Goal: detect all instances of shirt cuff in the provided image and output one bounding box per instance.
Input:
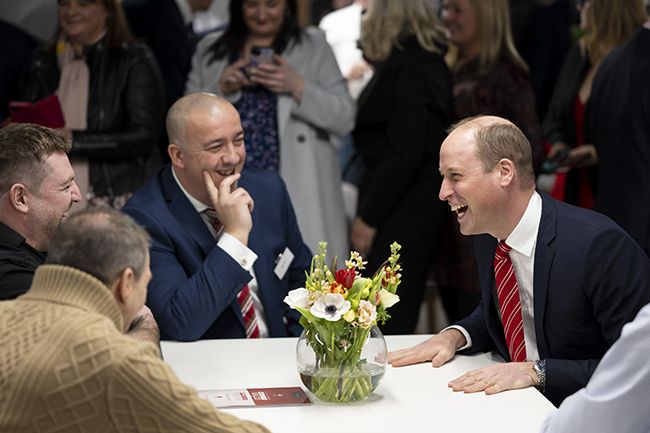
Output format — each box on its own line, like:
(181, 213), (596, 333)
(442, 325), (472, 351)
(217, 232), (257, 271)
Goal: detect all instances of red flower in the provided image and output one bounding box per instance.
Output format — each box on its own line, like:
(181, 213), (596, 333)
(335, 268), (356, 289)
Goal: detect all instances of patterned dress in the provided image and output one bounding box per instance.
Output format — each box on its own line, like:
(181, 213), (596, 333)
(235, 85), (280, 171)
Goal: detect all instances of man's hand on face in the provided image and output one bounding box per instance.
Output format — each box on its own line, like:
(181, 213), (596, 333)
(388, 329), (466, 368)
(448, 362), (536, 395)
(203, 171), (254, 245)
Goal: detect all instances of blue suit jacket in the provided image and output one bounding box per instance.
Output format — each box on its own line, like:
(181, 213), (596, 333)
(122, 166), (312, 340)
(456, 193), (650, 406)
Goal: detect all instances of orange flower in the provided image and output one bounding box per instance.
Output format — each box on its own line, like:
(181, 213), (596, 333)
(328, 282), (348, 297)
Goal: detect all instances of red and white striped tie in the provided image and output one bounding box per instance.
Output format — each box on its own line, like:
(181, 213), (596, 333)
(494, 241), (527, 362)
(238, 285), (260, 338)
(205, 207), (260, 338)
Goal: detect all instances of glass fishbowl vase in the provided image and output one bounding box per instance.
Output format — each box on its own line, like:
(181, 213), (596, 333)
(296, 325), (387, 403)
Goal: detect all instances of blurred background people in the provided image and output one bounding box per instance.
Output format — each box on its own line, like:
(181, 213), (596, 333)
(123, 0), (214, 162)
(19, 0), (164, 209)
(319, 0), (372, 100)
(319, 0), (372, 221)
(186, 0), (354, 262)
(589, 9), (649, 255)
(512, 0), (579, 121)
(543, 0), (646, 209)
(0, 20), (37, 123)
(0, 0), (57, 42)
(434, 0), (544, 323)
(351, 0), (452, 334)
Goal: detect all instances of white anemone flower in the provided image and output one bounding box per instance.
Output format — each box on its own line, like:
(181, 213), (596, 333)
(284, 288), (311, 309)
(356, 300), (377, 328)
(310, 294), (351, 321)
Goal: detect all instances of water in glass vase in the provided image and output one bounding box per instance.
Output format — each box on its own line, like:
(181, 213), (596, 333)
(299, 362), (385, 402)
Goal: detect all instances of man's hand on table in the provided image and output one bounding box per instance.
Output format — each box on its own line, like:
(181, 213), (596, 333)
(388, 329), (467, 367)
(448, 362), (537, 395)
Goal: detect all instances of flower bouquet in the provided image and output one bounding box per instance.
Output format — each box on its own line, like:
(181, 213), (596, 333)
(284, 242), (402, 403)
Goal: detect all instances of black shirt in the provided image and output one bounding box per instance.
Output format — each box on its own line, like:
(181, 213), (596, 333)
(0, 221), (45, 300)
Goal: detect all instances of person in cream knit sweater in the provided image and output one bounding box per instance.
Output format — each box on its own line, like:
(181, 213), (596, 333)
(0, 207), (269, 433)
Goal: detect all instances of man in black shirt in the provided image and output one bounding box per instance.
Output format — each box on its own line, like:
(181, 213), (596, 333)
(0, 124), (81, 300)
(0, 223), (46, 299)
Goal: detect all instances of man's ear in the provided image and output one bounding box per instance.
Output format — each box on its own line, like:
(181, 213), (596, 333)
(8, 183), (30, 214)
(113, 267), (135, 305)
(497, 158), (515, 188)
(168, 144), (184, 169)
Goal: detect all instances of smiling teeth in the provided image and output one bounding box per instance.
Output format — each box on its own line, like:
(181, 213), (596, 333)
(451, 204), (468, 214)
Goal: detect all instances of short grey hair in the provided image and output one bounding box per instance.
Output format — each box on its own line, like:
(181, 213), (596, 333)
(450, 116), (536, 189)
(46, 207), (150, 285)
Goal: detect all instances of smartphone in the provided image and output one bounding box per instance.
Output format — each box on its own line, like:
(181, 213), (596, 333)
(540, 147), (570, 174)
(249, 46), (274, 67)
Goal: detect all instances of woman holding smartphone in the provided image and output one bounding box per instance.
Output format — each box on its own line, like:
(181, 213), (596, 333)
(186, 0), (354, 261)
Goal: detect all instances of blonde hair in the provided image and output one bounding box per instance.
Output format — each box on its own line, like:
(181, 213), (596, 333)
(449, 0), (527, 73)
(582, 0), (646, 65)
(360, 0), (446, 63)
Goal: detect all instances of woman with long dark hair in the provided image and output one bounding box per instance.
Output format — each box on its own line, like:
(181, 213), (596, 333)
(186, 0), (355, 261)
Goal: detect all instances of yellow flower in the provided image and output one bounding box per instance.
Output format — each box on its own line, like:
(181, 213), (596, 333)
(342, 310), (356, 322)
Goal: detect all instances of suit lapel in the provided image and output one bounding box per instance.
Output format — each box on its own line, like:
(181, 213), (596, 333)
(533, 193), (557, 357)
(160, 166), (215, 257)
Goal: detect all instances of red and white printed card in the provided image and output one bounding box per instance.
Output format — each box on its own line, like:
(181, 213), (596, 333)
(198, 386), (311, 408)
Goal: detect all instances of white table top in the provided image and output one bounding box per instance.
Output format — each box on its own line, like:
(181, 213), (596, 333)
(162, 335), (555, 433)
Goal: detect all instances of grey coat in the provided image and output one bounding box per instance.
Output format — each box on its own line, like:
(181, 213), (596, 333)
(186, 27), (354, 261)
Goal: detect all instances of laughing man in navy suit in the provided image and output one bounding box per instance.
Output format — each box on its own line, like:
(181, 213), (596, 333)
(122, 93), (312, 341)
(388, 116), (650, 406)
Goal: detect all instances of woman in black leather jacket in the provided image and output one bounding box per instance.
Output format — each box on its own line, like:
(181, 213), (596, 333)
(20, 0), (164, 207)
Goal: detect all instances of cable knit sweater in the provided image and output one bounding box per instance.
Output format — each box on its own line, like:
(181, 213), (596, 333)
(0, 265), (270, 433)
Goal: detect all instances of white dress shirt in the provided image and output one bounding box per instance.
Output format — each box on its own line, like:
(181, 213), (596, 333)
(449, 191), (542, 361)
(539, 302), (650, 433)
(172, 168), (269, 337)
(318, 2), (373, 99)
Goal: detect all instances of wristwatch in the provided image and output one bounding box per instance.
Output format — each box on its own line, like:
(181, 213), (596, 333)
(533, 360), (546, 392)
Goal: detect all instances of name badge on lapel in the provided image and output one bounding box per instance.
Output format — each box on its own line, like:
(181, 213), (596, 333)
(274, 247), (294, 279)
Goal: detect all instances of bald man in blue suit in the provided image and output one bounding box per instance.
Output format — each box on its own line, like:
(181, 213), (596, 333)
(123, 93), (312, 340)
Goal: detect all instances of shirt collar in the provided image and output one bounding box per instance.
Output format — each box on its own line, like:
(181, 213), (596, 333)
(171, 166), (209, 213)
(504, 191), (542, 258)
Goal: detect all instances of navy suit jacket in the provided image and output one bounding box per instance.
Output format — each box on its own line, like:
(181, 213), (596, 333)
(122, 166), (312, 340)
(456, 193), (650, 406)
